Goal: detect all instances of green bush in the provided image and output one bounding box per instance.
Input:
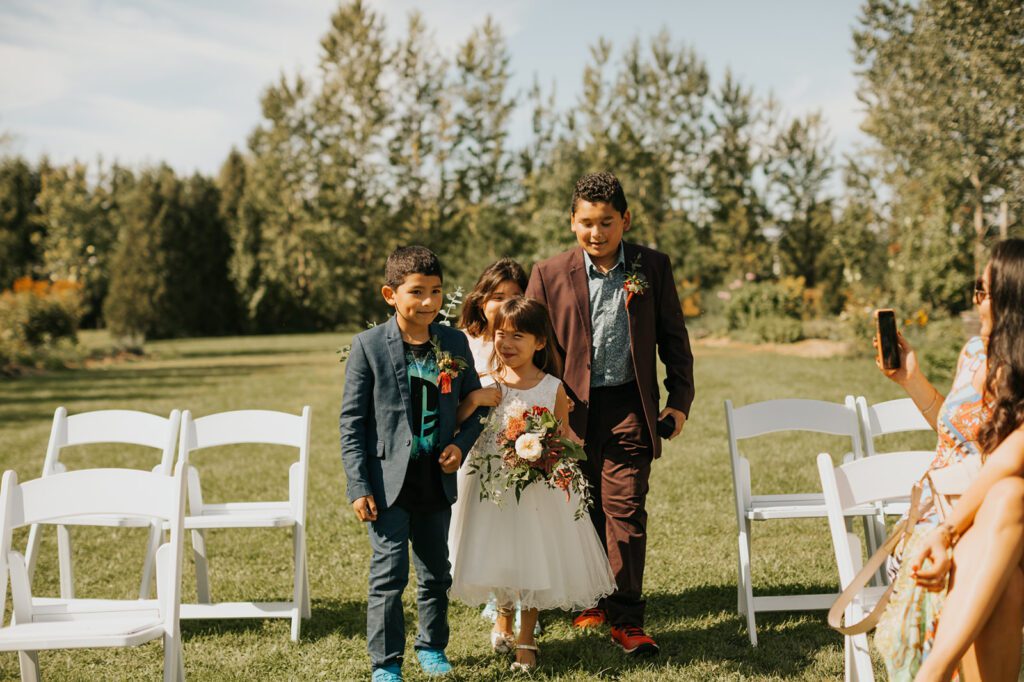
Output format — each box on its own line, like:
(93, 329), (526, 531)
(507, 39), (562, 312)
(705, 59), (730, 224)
(732, 315), (804, 344)
(723, 278), (805, 343)
(725, 278), (804, 329)
(0, 278), (84, 373)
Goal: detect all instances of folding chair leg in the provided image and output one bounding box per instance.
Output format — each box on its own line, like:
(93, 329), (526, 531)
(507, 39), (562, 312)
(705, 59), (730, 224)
(846, 632), (874, 681)
(139, 521), (162, 599)
(737, 528), (757, 646)
(164, 632), (183, 682)
(302, 559), (311, 619)
(19, 650), (40, 682)
(178, 640), (186, 682)
(291, 527), (305, 642)
(57, 524), (74, 599)
(191, 529), (210, 603)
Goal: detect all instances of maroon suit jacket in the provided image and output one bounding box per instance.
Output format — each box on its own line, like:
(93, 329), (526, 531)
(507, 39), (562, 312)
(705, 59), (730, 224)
(526, 241), (695, 458)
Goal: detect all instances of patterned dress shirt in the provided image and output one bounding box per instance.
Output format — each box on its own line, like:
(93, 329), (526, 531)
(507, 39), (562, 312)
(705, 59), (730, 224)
(584, 245), (635, 387)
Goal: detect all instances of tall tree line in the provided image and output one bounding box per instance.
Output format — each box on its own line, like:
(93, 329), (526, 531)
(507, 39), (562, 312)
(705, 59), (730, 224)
(1, 0), (1020, 339)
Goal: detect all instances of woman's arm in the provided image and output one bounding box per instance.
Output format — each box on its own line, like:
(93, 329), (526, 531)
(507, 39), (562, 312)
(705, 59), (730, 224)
(913, 427), (1024, 586)
(876, 332), (947, 430)
(944, 429), (1024, 539)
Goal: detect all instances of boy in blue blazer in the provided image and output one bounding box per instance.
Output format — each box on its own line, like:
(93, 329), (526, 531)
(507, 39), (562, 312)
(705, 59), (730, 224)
(340, 246), (488, 681)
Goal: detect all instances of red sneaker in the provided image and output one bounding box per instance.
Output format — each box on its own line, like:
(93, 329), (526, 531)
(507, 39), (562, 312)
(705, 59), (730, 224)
(610, 625), (660, 655)
(572, 608), (606, 629)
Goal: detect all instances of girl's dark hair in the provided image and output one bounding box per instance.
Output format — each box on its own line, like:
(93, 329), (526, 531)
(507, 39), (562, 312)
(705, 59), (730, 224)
(491, 297), (562, 378)
(459, 258), (528, 338)
(979, 238), (1024, 455)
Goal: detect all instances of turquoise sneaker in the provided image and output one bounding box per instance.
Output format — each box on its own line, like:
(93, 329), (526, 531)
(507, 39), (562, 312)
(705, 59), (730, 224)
(371, 664), (403, 681)
(416, 649), (453, 676)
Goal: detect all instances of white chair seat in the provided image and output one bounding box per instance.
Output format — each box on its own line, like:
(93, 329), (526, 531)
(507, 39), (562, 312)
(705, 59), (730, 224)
(0, 616), (164, 650)
(44, 513), (158, 528)
(747, 495), (877, 520)
(30, 597), (160, 620)
(185, 502), (295, 529)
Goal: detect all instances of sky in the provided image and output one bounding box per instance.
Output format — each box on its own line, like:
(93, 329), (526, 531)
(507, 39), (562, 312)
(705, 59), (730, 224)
(0, 0), (870, 176)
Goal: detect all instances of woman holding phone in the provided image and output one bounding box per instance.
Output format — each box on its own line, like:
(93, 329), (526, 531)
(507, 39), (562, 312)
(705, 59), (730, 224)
(875, 238), (1024, 680)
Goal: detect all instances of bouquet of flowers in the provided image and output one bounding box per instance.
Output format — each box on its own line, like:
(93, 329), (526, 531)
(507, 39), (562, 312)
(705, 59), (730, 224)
(469, 398), (592, 519)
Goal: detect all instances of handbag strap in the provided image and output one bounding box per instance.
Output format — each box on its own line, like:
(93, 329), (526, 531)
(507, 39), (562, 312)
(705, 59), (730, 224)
(828, 483), (925, 635)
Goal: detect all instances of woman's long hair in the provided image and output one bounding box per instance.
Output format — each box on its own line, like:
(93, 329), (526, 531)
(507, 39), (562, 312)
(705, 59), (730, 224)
(459, 258), (528, 338)
(490, 297), (562, 378)
(979, 238), (1024, 454)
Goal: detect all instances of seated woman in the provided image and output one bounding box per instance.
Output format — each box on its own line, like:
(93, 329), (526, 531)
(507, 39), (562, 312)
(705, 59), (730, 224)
(880, 239), (1024, 681)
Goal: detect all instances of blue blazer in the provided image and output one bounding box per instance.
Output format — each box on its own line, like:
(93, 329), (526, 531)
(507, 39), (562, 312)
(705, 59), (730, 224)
(339, 316), (488, 509)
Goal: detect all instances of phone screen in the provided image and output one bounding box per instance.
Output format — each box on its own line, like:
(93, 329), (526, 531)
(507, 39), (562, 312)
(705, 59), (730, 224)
(877, 310), (900, 370)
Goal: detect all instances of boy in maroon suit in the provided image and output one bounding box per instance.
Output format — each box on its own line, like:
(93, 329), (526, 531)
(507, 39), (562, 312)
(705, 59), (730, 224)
(525, 172), (694, 655)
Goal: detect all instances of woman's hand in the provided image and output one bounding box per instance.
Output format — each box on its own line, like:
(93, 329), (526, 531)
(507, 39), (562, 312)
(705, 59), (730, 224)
(874, 331), (920, 387)
(470, 386), (502, 408)
(911, 527), (952, 591)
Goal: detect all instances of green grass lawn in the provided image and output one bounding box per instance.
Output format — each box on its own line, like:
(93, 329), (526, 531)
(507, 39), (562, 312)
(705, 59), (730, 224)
(0, 332), (940, 681)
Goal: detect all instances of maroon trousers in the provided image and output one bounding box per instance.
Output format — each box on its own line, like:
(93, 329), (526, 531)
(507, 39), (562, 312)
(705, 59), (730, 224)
(583, 381), (652, 627)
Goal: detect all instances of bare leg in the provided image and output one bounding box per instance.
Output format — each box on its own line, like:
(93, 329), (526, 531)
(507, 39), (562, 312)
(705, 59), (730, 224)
(914, 477), (1024, 682)
(515, 608), (539, 667)
(494, 602), (515, 637)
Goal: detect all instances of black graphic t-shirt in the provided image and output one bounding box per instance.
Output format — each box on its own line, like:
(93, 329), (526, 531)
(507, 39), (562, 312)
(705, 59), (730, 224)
(395, 341), (448, 512)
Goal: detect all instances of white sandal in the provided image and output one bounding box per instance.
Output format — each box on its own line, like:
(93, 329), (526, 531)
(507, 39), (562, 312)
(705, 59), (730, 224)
(509, 643), (539, 672)
(490, 629), (514, 654)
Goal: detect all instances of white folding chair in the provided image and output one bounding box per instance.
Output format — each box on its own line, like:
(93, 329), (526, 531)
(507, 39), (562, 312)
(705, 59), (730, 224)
(24, 408), (181, 600)
(0, 462), (188, 682)
(725, 397), (877, 646)
(178, 407), (312, 641)
(817, 450), (934, 682)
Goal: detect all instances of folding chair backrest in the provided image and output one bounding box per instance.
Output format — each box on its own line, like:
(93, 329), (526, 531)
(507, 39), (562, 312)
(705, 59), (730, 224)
(42, 407), (181, 476)
(727, 397), (860, 439)
(856, 397), (933, 457)
(817, 451), (933, 581)
(726, 397), (862, 454)
(184, 409), (310, 451)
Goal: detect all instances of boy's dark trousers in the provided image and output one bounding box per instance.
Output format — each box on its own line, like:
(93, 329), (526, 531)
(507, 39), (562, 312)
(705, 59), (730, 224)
(583, 381), (652, 628)
(366, 503), (452, 669)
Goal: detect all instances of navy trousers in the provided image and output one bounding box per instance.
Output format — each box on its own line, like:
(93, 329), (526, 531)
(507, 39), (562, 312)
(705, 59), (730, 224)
(366, 503), (452, 669)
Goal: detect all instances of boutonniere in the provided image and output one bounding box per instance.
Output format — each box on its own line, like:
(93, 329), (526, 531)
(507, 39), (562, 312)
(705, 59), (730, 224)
(430, 335), (468, 394)
(623, 254), (649, 306)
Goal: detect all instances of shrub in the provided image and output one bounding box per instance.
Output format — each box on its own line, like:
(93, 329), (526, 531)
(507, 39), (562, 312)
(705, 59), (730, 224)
(722, 277), (805, 343)
(732, 315), (804, 344)
(0, 277), (84, 372)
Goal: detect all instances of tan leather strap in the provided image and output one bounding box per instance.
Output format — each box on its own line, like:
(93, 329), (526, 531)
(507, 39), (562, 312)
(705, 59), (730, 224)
(828, 483), (925, 635)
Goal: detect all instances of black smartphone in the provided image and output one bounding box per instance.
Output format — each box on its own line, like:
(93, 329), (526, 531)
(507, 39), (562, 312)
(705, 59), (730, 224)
(875, 309), (901, 370)
(656, 415), (676, 439)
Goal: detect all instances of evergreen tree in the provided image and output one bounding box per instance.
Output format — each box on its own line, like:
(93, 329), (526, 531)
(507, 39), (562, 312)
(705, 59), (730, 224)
(448, 16), (521, 284)
(702, 71), (770, 286)
(36, 162), (118, 325)
(765, 113), (837, 289)
(0, 156), (42, 289)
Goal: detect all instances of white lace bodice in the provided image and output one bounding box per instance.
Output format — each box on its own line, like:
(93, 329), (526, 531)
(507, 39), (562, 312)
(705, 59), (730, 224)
(498, 373), (560, 417)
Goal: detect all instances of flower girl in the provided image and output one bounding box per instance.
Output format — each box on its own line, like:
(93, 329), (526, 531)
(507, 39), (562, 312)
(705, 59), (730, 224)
(457, 257), (528, 383)
(450, 297), (614, 671)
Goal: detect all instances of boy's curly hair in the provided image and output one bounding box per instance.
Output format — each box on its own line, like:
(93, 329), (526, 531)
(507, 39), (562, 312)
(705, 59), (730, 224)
(571, 171), (628, 216)
(385, 245), (443, 289)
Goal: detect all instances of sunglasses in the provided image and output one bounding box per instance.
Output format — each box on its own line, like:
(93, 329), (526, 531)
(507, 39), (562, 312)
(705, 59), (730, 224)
(973, 278), (988, 305)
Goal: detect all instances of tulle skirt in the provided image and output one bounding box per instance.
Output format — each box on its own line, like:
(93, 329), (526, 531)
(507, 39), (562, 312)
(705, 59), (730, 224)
(448, 457), (615, 612)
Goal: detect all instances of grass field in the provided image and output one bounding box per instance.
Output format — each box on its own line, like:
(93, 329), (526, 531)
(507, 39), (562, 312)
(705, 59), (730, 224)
(0, 331), (942, 681)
